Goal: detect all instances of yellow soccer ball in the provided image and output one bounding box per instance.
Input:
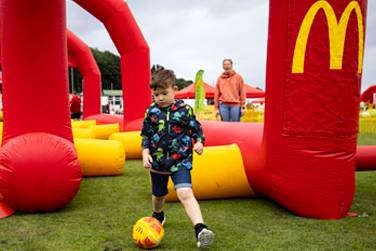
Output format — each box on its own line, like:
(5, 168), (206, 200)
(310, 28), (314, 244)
(132, 217), (164, 249)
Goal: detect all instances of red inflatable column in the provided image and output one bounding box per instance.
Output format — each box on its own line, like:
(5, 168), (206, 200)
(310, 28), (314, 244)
(1, 0), (73, 142)
(255, 0), (368, 219)
(0, 0), (81, 214)
(121, 49), (151, 128)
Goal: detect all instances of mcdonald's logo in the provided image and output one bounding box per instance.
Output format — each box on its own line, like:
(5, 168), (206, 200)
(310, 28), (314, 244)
(292, 1), (364, 74)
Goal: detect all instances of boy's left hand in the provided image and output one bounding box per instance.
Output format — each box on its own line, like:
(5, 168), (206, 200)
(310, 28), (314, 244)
(193, 142), (204, 155)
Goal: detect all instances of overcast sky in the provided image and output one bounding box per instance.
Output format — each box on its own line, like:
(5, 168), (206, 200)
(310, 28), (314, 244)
(67, 0), (376, 93)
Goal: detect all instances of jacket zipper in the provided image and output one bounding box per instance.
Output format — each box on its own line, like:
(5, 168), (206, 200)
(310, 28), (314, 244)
(167, 110), (171, 132)
(167, 110), (170, 159)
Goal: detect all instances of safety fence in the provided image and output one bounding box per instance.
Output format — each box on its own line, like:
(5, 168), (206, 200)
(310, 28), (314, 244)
(359, 109), (376, 134)
(359, 118), (376, 134)
(196, 104), (264, 123)
(197, 106), (376, 134)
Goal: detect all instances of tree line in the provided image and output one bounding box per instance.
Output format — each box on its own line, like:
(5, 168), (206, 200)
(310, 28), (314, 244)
(69, 48), (192, 93)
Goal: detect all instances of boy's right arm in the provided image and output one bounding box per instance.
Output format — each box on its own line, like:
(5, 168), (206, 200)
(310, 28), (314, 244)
(142, 149), (153, 169)
(140, 107), (153, 169)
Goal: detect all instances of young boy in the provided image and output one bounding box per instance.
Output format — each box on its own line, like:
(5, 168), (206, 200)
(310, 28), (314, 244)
(141, 67), (215, 248)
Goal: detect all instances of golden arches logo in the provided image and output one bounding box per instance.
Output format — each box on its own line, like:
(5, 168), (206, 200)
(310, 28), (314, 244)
(292, 1), (364, 74)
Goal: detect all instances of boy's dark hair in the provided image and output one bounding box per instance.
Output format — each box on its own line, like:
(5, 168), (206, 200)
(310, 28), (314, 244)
(150, 66), (176, 90)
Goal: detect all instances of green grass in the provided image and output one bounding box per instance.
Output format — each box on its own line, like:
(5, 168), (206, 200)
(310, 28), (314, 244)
(357, 133), (376, 145)
(0, 134), (375, 250)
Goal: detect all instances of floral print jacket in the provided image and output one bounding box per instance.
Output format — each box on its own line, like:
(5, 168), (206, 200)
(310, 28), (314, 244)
(141, 99), (205, 173)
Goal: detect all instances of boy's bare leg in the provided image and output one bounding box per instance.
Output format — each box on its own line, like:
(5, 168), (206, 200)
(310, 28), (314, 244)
(176, 187), (203, 225)
(152, 195), (165, 213)
(177, 187), (214, 248)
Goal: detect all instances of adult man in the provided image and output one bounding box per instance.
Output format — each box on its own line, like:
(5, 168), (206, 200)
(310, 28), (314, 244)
(70, 92), (82, 120)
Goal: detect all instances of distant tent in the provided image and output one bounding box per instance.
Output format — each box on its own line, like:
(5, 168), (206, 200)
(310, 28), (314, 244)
(175, 82), (215, 99)
(244, 84), (265, 98)
(252, 97), (265, 104)
(360, 85), (376, 103)
(175, 82), (265, 99)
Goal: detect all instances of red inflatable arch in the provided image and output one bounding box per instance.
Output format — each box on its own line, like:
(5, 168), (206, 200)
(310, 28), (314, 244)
(0, 0), (150, 217)
(0, 27), (101, 119)
(360, 84), (376, 104)
(67, 29), (101, 119)
(72, 0), (151, 130)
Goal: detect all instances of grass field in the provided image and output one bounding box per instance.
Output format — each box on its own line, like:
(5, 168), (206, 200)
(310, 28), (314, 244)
(0, 134), (375, 250)
(357, 133), (376, 146)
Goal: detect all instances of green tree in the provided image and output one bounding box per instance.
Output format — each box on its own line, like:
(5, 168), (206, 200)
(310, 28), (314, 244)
(68, 55), (192, 94)
(68, 48), (121, 93)
(150, 64), (192, 90)
(91, 48), (121, 91)
(151, 64), (162, 74)
(68, 67), (83, 93)
(176, 78), (192, 90)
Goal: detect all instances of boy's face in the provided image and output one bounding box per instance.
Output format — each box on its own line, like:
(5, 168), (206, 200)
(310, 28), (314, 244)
(152, 86), (178, 108)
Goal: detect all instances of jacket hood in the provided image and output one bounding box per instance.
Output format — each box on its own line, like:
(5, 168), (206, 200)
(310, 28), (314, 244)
(220, 70), (237, 78)
(171, 99), (186, 110)
(154, 99), (186, 111)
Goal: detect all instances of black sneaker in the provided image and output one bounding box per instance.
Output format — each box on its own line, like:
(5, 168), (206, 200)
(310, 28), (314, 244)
(152, 211), (166, 226)
(195, 223), (214, 248)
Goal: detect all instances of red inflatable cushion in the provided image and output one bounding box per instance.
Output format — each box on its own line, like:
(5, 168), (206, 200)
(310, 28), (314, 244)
(0, 133), (82, 213)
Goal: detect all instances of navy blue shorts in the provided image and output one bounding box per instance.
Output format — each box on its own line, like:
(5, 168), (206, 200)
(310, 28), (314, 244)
(150, 169), (193, 197)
